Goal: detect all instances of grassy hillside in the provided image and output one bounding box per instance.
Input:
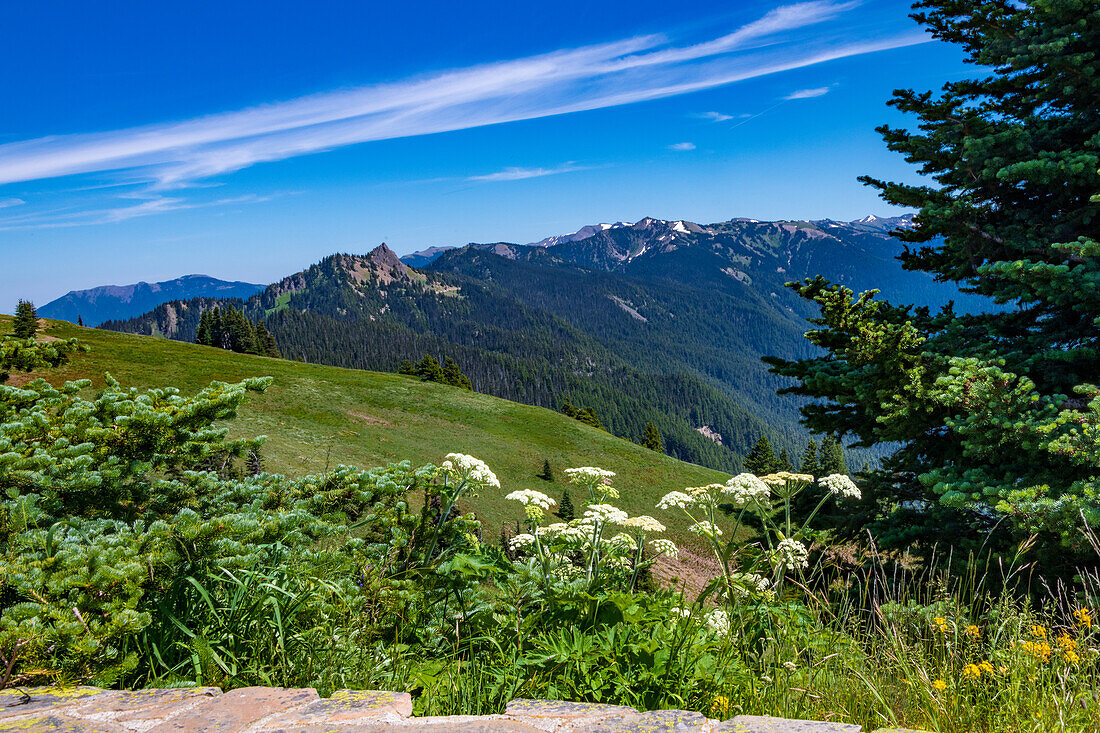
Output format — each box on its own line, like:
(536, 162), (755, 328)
(1, 316), (728, 541)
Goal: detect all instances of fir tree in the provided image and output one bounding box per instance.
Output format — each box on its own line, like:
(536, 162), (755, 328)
(642, 421), (663, 452)
(557, 489), (575, 522)
(12, 300), (37, 339)
(537, 459), (554, 482)
(777, 448), (793, 472)
(800, 439), (819, 476)
(397, 358), (415, 375)
(77, 315), (84, 327)
(415, 354), (445, 383)
(442, 356), (473, 390)
(818, 436), (847, 476)
(766, 0), (1100, 558)
(743, 435), (779, 476)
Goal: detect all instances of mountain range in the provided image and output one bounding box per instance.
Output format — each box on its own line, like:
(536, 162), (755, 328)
(39, 275), (265, 327)
(100, 214), (991, 472)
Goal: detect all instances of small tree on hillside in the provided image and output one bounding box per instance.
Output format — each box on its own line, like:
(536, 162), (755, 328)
(397, 358), (415, 375)
(442, 356), (473, 390)
(642, 422), (663, 452)
(13, 300), (38, 339)
(415, 355), (445, 383)
(743, 435), (779, 476)
(557, 489), (575, 521)
(777, 448), (793, 472)
(537, 459), (554, 482)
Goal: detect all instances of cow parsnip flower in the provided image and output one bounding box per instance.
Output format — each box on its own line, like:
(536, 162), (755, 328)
(620, 515), (665, 533)
(563, 467), (616, 482)
(649, 538), (679, 556)
(722, 473), (771, 507)
(505, 489), (556, 510)
(705, 609), (730, 636)
(509, 533), (536, 551)
(443, 453), (500, 488)
(819, 473), (861, 500)
(583, 503), (628, 524)
(657, 491), (695, 510)
(772, 538), (809, 571)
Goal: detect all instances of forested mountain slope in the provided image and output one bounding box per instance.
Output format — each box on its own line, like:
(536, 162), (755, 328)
(103, 215), (992, 471)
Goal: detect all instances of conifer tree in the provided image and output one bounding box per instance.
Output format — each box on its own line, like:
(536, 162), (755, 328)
(777, 448), (793, 472)
(397, 358), (415, 375)
(12, 300), (37, 339)
(765, 0), (1100, 555)
(642, 421), (663, 452)
(818, 436), (847, 476)
(743, 435), (779, 476)
(537, 459), (554, 482)
(77, 315), (84, 327)
(800, 439), (819, 476)
(415, 355), (445, 383)
(557, 489), (575, 521)
(442, 356), (473, 390)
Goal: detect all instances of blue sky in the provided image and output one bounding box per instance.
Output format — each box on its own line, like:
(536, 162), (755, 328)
(0, 0), (970, 309)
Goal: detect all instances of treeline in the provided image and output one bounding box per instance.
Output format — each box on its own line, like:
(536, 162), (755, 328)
(196, 306), (280, 357)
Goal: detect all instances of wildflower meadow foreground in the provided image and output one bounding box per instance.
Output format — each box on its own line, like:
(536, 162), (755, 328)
(0, 368), (1097, 732)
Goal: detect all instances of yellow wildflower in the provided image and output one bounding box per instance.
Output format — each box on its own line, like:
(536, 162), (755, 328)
(1057, 634), (1077, 651)
(1022, 640), (1052, 662)
(1030, 625), (1047, 639)
(962, 663), (981, 680)
(979, 660), (995, 676)
(932, 679), (947, 691)
(965, 624), (980, 640)
(1074, 608), (1092, 630)
(933, 617), (948, 632)
(710, 695), (730, 717)
(1062, 649), (1081, 664)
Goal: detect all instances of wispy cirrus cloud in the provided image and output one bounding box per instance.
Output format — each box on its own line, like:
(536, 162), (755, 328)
(0, 1), (927, 229)
(697, 111), (734, 122)
(0, 193), (278, 231)
(0, 197), (24, 208)
(784, 86), (832, 99)
(467, 162), (592, 182)
(668, 142), (697, 151)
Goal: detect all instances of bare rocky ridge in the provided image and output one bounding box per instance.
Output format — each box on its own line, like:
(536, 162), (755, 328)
(0, 687), (927, 732)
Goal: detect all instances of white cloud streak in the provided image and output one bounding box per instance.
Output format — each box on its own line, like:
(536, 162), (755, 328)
(698, 111), (734, 122)
(467, 162), (591, 182)
(668, 142), (697, 151)
(0, 1), (925, 197)
(784, 86), (832, 99)
(0, 197), (24, 208)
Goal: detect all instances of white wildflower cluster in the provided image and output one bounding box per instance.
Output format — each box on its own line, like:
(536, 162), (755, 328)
(606, 533), (635, 551)
(819, 473), (861, 500)
(619, 515), (666, 533)
(509, 533), (536, 551)
(583, 503), (628, 524)
(563, 467), (616, 483)
(689, 521), (723, 538)
(649, 538), (679, 557)
(443, 453), (500, 488)
(705, 609), (731, 636)
(729, 572), (770, 598)
(505, 489), (557, 509)
(722, 474), (771, 507)
(657, 491), (695, 510)
(670, 606), (691, 618)
(760, 472), (814, 488)
(772, 538), (809, 571)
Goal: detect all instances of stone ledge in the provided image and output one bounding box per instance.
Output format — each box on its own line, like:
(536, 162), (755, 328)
(0, 689), (891, 732)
